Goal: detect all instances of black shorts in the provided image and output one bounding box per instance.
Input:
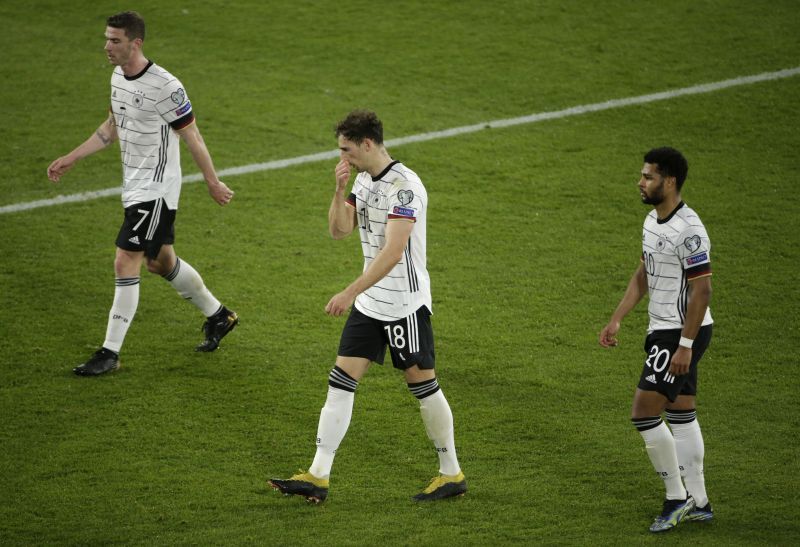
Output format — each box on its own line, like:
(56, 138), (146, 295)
(115, 198), (176, 259)
(337, 306), (435, 370)
(637, 325), (712, 402)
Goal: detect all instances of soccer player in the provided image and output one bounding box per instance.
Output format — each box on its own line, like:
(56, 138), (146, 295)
(47, 11), (238, 376)
(269, 110), (466, 503)
(599, 147), (714, 532)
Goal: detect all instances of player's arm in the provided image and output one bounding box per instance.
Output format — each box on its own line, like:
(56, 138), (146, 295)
(329, 159), (357, 239)
(325, 219), (414, 316)
(668, 275), (712, 375)
(47, 112), (117, 182)
(599, 262), (648, 347)
(177, 121), (233, 206)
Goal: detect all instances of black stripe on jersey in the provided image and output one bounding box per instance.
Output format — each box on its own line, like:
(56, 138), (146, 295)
(114, 126), (160, 137)
(356, 301), (406, 321)
(346, 193), (357, 207)
(648, 286), (678, 293)
(678, 270), (688, 324)
(121, 173), (158, 181)
(388, 164), (407, 178)
(117, 134), (157, 146)
(122, 152), (158, 160)
(650, 311), (677, 321)
(371, 283), (406, 293)
(154, 125), (169, 182)
(404, 243), (419, 293)
(361, 291), (395, 306)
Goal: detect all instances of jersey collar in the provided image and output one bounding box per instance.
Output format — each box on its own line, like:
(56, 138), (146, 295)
(371, 160), (399, 182)
(124, 60), (154, 81)
(656, 201), (685, 224)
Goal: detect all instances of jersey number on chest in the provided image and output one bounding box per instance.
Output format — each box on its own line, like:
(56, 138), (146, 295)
(358, 207), (373, 233)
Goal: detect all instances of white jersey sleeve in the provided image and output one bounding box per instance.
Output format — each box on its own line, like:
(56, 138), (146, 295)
(387, 182), (421, 222)
(675, 224), (712, 279)
(155, 78), (194, 128)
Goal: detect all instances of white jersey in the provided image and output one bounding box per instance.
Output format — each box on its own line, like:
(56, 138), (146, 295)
(110, 61), (195, 209)
(641, 202), (713, 331)
(346, 161), (431, 321)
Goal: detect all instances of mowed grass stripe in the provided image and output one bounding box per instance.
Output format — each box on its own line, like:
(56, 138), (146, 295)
(3, 65), (798, 216)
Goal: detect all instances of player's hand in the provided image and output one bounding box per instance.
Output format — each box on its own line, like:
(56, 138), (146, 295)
(598, 320), (620, 347)
(334, 160), (351, 192)
(669, 346), (692, 375)
(207, 180), (234, 206)
(325, 289), (355, 317)
(47, 155), (75, 182)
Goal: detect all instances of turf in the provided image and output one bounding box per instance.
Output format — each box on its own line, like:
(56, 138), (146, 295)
(1, 0), (799, 544)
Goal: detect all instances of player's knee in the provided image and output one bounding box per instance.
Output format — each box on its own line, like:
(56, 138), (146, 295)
(145, 260), (164, 275)
(114, 253), (140, 277)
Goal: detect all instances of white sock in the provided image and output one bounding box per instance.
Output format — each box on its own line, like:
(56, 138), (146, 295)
(419, 388), (461, 476)
(668, 412), (709, 507)
(163, 258), (221, 317)
(635, 418), (687, 500)
(309, 381), (355, 479)
(102, 277), (140, 353)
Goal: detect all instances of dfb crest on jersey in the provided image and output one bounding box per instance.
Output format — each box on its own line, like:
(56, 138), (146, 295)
(684, 235), (702, 252)
(171, 88), (186, 105)
(656, 236), (667, 251)
(398, 189), (414, 205)
(133, 93), (143, 108)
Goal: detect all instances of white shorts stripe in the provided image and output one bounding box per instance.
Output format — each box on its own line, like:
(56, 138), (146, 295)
(406, 311), (419, 353)
(145, 199), (162, 241)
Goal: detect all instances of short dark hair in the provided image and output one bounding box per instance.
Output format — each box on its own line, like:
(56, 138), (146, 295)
(644, 147), (689, 191)
(334, 110), (383, 145)
(107, 11), (146, 42)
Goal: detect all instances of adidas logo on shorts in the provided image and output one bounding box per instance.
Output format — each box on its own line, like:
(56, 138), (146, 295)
(129, 235), (140, 245)
(645, 374), (657, 384)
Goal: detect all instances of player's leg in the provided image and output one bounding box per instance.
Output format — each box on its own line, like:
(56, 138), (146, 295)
(632, 388), (686, 499)
(633, 329), (695, 532)
(407, 365), (461, 475)
(386, 306), (466, 500)
(149, 238), (238, 352)
(665, 324), (713, 521)
(666, 396), (712, 521)
(632, 388), (694, 532)
(270, 356), (369, 503)
(406, 364), (467, 501)
(310, 356), (370, 477)
(74, 226), (144, 376)
(270, 308), (380, 503)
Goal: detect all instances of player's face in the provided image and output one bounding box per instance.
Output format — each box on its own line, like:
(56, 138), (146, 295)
(338, 135), (368, 172)
(104, 27), (135, 66)
(639, 163), (665, 205)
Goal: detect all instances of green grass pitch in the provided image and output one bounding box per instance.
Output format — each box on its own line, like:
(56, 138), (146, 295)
(1, 0), (799, 544)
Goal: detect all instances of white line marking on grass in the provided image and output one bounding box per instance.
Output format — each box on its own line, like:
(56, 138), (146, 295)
(4, 66), (799, 216)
